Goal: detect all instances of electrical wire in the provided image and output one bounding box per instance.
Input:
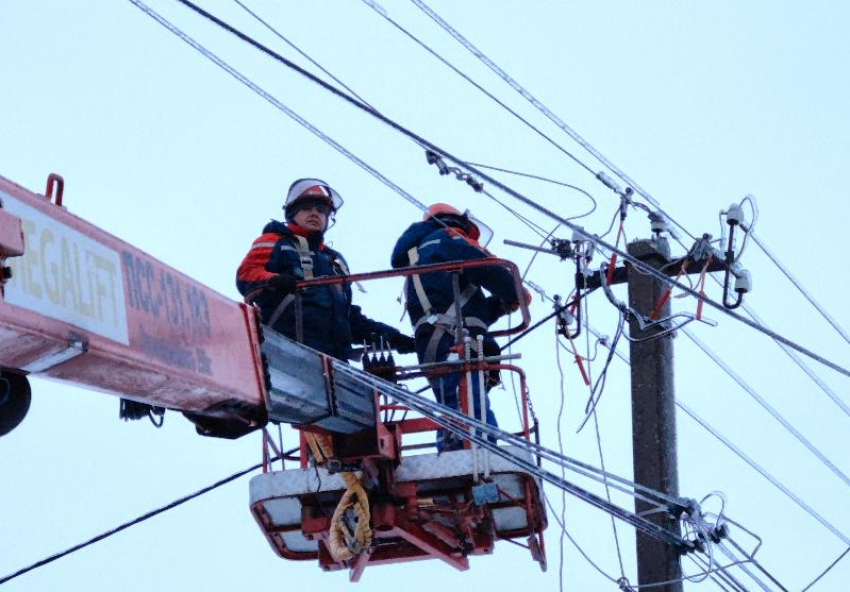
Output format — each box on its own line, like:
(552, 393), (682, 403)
(681, 327), (850, 491)
(0, 452), (291, 586)
(591, 410), (627, 580)
(740, 302), (850, 418)
(131, 3), (848, 578)
(235, 0), (584, 247)
(358, 0), (596, 176)
(583, 316), (850, 551)
(540, 291), (850, 567)
(543, 493), (621, 586)
(577, 312), (625, 433)
(332, 362), (697, 549)
(554, 331), (568, 592)
(467, 162), (598, 220)
(407, 0), (697, 243)
(145, 0), (850, 380)
(126, 0), (438, 219)
(503, 288), (596, 349)
(673, 234), (850, 421)
(721, 538), (789, 592)
(103, 3), (846, 587)
(713, 542), (773, 592)
(689, 553), (752, 592)
(676, 401), (850, 546)
(744, 227), (850, 349)
(231, 0), (374, 108)
(580, 290), (626, 580)
(800, 546), (850, 592)
(481, 188), (554, 242)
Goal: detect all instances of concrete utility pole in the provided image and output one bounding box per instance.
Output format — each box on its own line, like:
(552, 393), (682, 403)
(626, 237), (683, 592)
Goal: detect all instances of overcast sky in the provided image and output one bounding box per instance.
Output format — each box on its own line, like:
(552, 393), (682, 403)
(2, 1), (849, 591)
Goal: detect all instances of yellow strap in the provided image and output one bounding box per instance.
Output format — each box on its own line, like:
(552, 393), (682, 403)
(303, 432), (372, 562)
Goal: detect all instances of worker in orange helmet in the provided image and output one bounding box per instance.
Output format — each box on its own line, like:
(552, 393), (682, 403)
(237, 178), (415, 360)
(391, 203), (530, 451)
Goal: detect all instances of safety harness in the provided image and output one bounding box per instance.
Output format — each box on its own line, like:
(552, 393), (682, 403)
(406, 245), (487, 363)
(266, 234), (349, 329)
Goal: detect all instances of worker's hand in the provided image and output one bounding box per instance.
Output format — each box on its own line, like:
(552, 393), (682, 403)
(394, 334), (416, 354)
(507, 289), (533, 313)
(268, 273), (298, 294)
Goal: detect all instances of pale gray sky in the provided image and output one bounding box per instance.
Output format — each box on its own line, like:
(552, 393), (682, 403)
(1, 1), (849, 591)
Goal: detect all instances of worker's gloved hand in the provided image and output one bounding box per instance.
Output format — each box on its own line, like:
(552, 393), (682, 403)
(268, 273), (298, 294)
(394, 334), (416, 354)
(507, 288), (533, 313)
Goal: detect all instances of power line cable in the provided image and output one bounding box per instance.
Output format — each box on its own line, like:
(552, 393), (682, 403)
(468, 162), (598, 219)
(235, 0), (578, 248)
(332, 362), (697, 550)
(231, 0), (374, 108)
(582, 317), (850, 548)
(406, 0), (697, 242)
(688, 554), (751, 592)
(676, 401), (850, 547)
(740, 301), (850, 418)
(408, 0), (850, 396)
(536, 291), (850, 554)
(543, 493), (621, 586)
(800, 546), (850, 592)
(671, 233), (850, 421)
(358, 0), (596, 177)
(554, 333), (568, 592)
(746, 229), (850, 349)
(577, 288), (627, 579)
(681, 327), (850, 492)
(405, 0), (850, 432)
(0, 454), (286, 586)
(136, 0), (850, 378)
(721, 539), (789, 592)
(126, 0), (431, 220)
(591, 411), (627, 580)
(237, 0), (850, 403)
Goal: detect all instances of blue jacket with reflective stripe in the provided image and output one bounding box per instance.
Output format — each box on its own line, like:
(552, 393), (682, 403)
(390, 219), (520, 334)
(237, 220), (402, 360)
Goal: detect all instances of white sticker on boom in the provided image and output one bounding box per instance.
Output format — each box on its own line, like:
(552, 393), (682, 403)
(1, 192), (129, 344)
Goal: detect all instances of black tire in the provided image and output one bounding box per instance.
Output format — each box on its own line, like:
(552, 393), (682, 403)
(0, 372), (31, 437)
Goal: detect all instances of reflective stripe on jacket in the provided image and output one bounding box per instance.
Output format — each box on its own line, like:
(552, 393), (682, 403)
(390, 219), (520, 335)
(237, 220), (401, 360)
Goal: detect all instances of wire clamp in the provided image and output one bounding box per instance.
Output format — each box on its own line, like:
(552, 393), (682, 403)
(425, 150), (484, 192)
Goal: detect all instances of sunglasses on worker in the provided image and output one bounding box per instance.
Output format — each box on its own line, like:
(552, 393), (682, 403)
(295, 199), (332, 215)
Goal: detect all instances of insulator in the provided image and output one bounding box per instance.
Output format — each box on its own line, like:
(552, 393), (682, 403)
(649, 211), (668, 234)
(734, 270), (752, 294)
(726, 203), (744, 226)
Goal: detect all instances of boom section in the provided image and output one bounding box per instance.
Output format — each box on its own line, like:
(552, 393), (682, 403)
(0, 173), (265, 418)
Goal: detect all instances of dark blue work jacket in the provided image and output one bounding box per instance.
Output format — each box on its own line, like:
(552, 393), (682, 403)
(237, 220), (402, 360)
(390, 219), (519, 352)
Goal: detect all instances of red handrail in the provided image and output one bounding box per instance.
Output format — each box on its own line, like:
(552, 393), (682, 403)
(247, 258), (530, 337)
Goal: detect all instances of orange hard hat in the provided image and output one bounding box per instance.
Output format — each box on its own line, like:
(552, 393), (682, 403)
(424, 203), (463, 221)
(424, 203), (493, 246)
